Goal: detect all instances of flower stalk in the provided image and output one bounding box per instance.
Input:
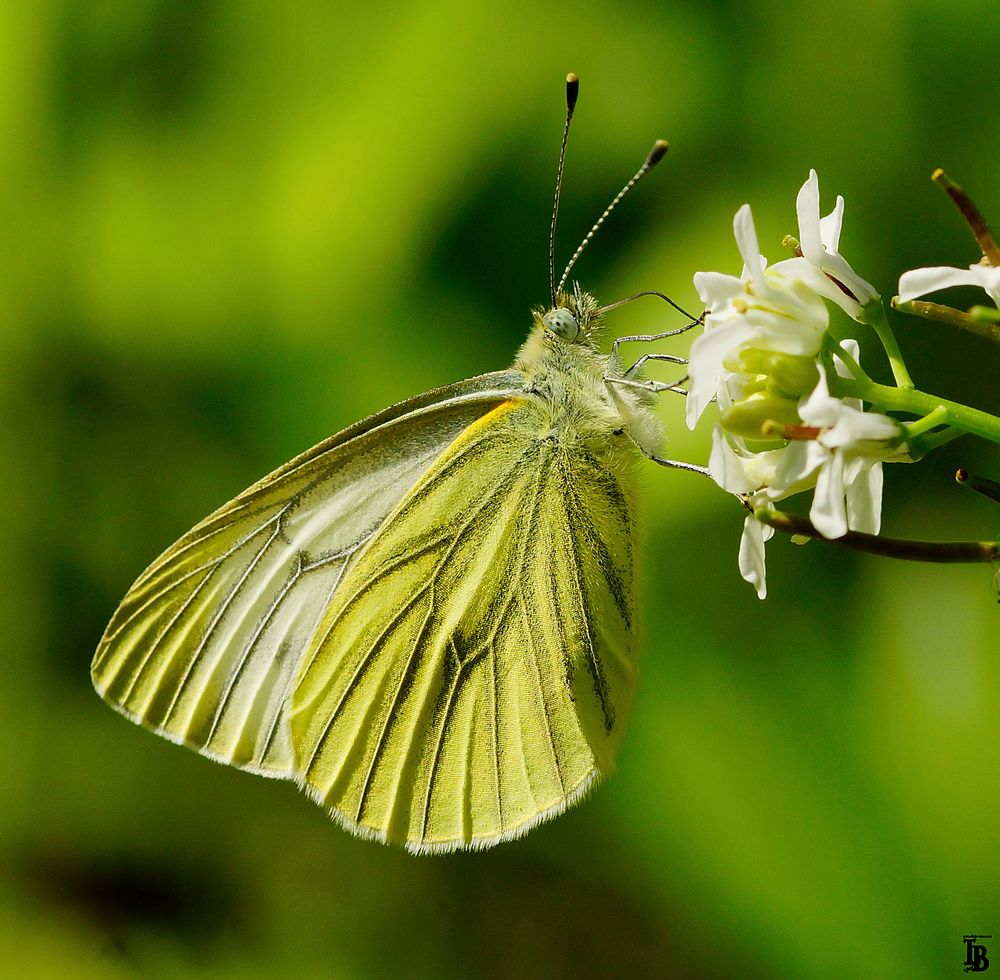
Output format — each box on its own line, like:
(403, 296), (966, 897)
(861, 301), (914, 388)
(829, 375), (1000, 445)
(754, 508), (999, 563)
(892, 297), (1000, 346)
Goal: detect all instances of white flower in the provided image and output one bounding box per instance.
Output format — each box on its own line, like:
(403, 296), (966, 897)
(794, 362), (901, 538)
(709, 344), (903, 597)
(688, 203), (829, 429)
(774, 169), (880, 320)
(898, 261), (1000, 308)
(710, 427), (821, 499)
(691, 175), (893, 597)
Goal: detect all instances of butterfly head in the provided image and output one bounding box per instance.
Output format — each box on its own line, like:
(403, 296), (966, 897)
(542, 307), (579, 341)
(538, 288), (601, 345)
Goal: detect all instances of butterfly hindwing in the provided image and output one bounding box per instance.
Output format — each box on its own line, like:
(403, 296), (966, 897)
(91, 371), (526, 778)
(290, 397), (638, 852)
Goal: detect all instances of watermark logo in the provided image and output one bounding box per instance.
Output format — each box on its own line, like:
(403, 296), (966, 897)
(964, 935), (991, 973)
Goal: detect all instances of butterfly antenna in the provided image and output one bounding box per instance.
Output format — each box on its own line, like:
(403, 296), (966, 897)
(556, 139), (669, 297)
(550, 72), (580, 307)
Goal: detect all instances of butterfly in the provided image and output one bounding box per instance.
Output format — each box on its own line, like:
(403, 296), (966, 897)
(91, 74), (700, 854)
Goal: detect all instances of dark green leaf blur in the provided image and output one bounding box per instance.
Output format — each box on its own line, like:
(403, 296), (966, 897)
(4, 3), (999, 977)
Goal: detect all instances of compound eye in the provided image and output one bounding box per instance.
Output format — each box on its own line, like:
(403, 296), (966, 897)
(542, 307), (580, 341)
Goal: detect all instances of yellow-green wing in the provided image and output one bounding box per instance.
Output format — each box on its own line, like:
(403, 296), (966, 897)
(290, 398), (638, 853)
(91, 371), (526, 778)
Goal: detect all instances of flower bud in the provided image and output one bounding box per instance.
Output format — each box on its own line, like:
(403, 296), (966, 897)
(728, 348), (820, 397)
(720, 393), (802, 439)
(766, 353), (820, 398)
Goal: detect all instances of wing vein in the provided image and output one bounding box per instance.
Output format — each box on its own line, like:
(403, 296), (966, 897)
(518, 592), (565, 796)
(302, 582), (434, 774)
(556, 457), (613, 733)
(100, 515), (282, 651)
(355, 586), (438, 825)
(161, 525), (283, 732)
(418, 642), (463, 842)
(121, 524), (278, 712)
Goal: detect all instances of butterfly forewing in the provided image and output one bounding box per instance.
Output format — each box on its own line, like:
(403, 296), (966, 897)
(91, 371), (526, 778)
(290, 398), (638, 852)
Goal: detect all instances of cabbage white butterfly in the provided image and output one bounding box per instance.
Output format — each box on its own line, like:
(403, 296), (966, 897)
(92, 74), (700, 853)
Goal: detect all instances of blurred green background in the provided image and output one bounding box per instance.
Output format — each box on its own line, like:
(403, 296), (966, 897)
(4, 2), (999, 977)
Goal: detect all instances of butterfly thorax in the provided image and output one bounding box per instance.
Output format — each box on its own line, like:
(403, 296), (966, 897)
(512, 291), (662, 459)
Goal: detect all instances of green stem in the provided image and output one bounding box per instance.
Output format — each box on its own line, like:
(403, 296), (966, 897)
(904, 407), (963, 458)
(905, 405), (950, 440)
(831, 375), (1000, 445)
(893, 298), (1000, 347)
(864, 301), (914, 388)
(909, 425), (966, 456)
(824, 336), (871, 384)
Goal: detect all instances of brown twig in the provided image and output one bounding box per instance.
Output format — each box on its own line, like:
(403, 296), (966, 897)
(754, 508), (999, 563)
(932, 168), (1000, 267)
(956, 468), (1000, 505)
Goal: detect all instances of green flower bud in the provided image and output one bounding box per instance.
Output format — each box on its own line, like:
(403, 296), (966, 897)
(720, 393), (802, 439)
(730, 348), (773, 374)
(766, 353), (820, 397)
(731, 348), (819, 397)
(740, 375), (769, 398)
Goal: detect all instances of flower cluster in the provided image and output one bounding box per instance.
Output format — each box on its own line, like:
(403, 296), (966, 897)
(689, 172), (904, 597)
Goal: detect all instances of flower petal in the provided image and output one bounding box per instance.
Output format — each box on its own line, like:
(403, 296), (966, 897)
(810, 450), (849, 537)
(970, 264), (1000, 306)
(686, 319), (755, 428)
(792, 170), (878, 317)
(709, 427), (756, 493)
(897, 265), (982, 302)
(846, 459), (883, 534)
(795, 170), (825, 266)
(818, 195), (845, 254)
(738, 513), (774, 599)
(751, 439), (826, 497)
(694, 270), (746, 308)
(899, 263), (1000, 307)
(768, 255), (865, 320)
(733, 204), (765, 288)
(797, 363), (837, 426)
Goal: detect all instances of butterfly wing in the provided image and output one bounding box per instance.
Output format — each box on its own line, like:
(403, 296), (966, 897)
(290, 397), (639, 853)
(91, 371), (526, 778)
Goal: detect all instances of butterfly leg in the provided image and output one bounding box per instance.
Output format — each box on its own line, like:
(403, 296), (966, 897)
(622, 351), (688, 384)
(632, 439), (712, 478)
(605, 373), (688, 396)
(608, 323), (700, 366)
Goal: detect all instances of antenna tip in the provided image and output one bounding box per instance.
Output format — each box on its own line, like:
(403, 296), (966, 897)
(646, 139), (670, 167)
(565, 73), (580, 109)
